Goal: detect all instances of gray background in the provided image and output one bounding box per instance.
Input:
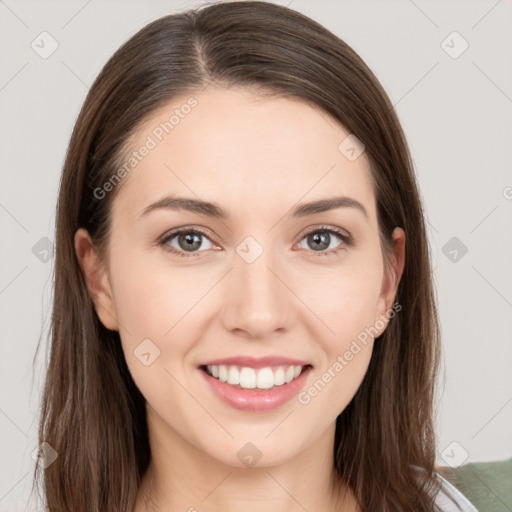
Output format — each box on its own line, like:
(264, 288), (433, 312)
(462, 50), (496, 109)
(1, 0), (511, 509)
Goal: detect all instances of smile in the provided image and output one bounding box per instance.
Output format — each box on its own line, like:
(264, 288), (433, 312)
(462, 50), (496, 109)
(199, 363), (313, 412)
(204, 364), (306, 390)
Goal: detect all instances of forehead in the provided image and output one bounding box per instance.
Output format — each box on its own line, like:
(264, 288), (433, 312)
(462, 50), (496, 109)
(112, 87), (376, 225)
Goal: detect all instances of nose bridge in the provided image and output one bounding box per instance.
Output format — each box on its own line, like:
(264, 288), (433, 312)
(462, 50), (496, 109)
(221, 237), (292, 337)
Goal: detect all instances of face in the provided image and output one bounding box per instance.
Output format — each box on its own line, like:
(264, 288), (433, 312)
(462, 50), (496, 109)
(76, 87), (404, 469)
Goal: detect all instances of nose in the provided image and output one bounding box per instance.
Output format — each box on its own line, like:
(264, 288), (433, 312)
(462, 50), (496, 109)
(220, 246), (294, 339)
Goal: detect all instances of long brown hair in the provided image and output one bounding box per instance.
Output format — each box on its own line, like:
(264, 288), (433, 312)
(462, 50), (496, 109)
(32, 2), (451, 510)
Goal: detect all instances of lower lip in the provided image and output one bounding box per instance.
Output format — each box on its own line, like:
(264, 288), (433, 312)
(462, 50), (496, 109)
(199, 366), (312, 412)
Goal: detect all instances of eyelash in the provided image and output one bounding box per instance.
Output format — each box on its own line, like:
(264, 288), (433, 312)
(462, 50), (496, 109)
(158, 225), (353, 259)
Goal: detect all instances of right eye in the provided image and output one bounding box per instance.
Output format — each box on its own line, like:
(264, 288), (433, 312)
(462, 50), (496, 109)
(159, 227), (217, 257)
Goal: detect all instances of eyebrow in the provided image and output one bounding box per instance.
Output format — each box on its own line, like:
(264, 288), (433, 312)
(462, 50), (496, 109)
(139, 195), (368, 221)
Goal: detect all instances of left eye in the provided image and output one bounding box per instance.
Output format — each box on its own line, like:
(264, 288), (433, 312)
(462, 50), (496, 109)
(297, 228), (347, 253)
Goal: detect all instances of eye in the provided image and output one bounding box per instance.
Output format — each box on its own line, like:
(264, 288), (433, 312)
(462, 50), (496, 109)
(296, 226), (352, 256)
(159, 227), (217, 257)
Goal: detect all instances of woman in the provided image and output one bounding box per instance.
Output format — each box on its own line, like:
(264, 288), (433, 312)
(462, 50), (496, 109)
(32, 1), (479, 511)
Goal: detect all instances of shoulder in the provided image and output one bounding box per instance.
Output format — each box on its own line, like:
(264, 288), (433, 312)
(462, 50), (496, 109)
(432, 471), (479, 512)
(410, 465), (479, 511)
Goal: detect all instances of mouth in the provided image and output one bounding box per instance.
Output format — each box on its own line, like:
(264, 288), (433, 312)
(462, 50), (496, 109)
(199, 363), (312, 390)
(198, 362), (313, 412)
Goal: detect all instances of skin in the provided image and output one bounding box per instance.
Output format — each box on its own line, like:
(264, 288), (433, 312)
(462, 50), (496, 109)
(75, 87), (405, 512)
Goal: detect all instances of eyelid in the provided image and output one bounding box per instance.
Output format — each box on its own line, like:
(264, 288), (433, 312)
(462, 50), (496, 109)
(298, 224), (351, 240)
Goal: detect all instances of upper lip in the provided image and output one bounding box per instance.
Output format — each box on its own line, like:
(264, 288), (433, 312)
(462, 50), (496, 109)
(200, 356), (312, 369)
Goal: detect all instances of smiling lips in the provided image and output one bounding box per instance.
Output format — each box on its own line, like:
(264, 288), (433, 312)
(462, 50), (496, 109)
(200, 355), (311, 389)
(199, 356), (312, 411)
(205, 363), (305, 390)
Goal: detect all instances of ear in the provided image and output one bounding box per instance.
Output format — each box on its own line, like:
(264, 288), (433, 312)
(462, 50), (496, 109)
(374, 227), (406, 334)
(74, 228), (119, 331)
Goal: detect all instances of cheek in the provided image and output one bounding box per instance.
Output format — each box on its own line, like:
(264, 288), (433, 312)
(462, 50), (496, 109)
(110, 249), (205, 338)
(303, 342), (373, 421)
(109, 256), (200, 408)
(297, 269), (378, 417)
(292, 257), (381, 411)
(296, 257), (383, 342)
(109, 251), (217, 390)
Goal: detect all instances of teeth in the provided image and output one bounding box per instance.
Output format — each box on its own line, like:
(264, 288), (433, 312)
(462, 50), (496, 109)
(227, 366), (240, 385)
(256, 367), (274, 389)
(218, 365), (228, 383)
(205, 364), (305, 390)
(240, 367), (256, 389)
(273, 367), (285, 386)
